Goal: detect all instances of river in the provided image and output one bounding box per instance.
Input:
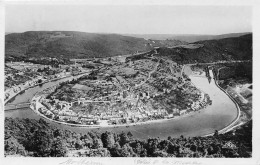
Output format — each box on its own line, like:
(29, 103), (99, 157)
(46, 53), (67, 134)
(5, 66), (238, 140)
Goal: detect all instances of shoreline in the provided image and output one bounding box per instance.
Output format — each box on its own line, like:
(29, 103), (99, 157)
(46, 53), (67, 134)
(202, 71), (242, 136)
(4, 71), (90, 106)
(183, 65), (241, 137)
(4, 76), (71, 105)
(29, 102), (205, 129)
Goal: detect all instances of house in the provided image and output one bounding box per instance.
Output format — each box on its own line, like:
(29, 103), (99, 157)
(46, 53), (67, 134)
(72, 84), (93, 92)
(68, 116), (80, 123)
(45, 110), (54, 119)
(168, 114), (174, 118)
(180, 109), (188, 115)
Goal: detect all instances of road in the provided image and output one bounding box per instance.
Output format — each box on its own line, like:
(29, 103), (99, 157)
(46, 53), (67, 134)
(184, 60), (251, 66)
(70, 50), (152, 62)
(182, 62), (244, 136)
(203, 70), (241, 136)
(134, 58), (160, 88)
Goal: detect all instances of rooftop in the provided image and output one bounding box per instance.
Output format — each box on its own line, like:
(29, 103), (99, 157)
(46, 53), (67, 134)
(72, 84), (93, 91)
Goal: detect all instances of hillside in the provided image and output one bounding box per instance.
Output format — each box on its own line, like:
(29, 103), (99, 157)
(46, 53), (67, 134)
(5, 117), (252, 157)
(5, 31), (186, 59)
(124, 32), (251, 43)
(155, 34), (252, 64)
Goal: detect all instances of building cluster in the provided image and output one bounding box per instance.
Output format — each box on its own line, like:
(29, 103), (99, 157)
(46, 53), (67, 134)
(28, 56), (212, 127)
(32, 78), (210, 126)
(5, 75), (46, 101)
(4, 61), (87, 102)
(190, 92), (209, 111)
(6, 62), (44, 72)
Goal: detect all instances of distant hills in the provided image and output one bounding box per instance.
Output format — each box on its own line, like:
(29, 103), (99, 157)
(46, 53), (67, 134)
(5, 32), (13, 35)
(123, 32), (251, 43)
(155, 34), (252, 63)
(5, 31), (187, 59)
(5, 31), (252, 61)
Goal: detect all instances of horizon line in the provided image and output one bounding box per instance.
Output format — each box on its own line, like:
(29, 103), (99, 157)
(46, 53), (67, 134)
(5, 30), (252, 36)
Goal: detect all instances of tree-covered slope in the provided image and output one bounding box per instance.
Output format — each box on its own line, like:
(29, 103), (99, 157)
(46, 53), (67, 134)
(5, 117), (252, 157)
(155, 34), (252, 63)
(5, 31), (187, 59)
(5, 31), (153, 59)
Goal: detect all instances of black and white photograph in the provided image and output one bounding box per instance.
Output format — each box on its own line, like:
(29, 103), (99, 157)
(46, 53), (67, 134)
(0, 0), (259, 165)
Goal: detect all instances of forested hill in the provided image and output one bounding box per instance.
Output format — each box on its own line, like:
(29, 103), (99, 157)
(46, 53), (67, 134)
(5, 31), (186, 59)
(123, 32), (251, 43)
(5, 117), (252, 157)
(155, 34), (252, 64)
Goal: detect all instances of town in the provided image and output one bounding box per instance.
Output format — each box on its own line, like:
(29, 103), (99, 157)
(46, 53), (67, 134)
(28, 53), (211, 126)
(4, 59), (86, 104)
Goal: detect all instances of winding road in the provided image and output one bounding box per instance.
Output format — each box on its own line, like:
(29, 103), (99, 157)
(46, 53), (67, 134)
(135, 58), (160, 88)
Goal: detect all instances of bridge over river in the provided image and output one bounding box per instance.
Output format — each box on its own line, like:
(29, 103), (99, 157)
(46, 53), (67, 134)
(5, 102), (31, 111)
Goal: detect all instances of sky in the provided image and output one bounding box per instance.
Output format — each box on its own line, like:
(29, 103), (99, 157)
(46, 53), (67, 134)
(5, 5), (252, 35)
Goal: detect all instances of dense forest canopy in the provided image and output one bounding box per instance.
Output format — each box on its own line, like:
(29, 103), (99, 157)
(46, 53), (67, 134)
(5, 118), (252, 157)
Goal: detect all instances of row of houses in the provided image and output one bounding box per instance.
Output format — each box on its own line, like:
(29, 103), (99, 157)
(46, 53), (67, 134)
(5, 76), (45, 101)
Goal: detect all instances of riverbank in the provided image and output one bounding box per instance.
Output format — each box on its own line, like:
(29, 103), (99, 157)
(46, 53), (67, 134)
(202, 67), (251, 136)
(30, 96), (205, 128)
(30, 90), (207, 128)
(4, 71), (91, 106)
(202, 70), (241, 136)
(4, 75), (71, 105)
(183, 65), (241, 136)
